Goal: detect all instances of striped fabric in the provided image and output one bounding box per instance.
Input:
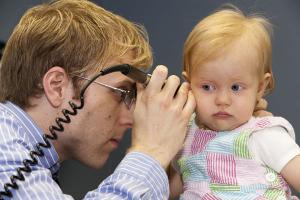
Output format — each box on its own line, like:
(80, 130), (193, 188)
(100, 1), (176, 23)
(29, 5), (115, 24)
(0, 102), (169, 200)
(177, 116), (298, 200)
(234, 131), (252, 159)
(206, 153), (237, 185)
(191, 130), (216, 155)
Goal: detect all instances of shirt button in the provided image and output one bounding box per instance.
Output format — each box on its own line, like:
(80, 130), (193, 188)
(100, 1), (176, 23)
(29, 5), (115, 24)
(265, 172), (276, 182)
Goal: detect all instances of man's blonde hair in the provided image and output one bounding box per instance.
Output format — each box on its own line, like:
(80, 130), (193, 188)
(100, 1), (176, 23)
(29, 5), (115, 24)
(0, 0), (152, 108)
(183, 5), (274, 94)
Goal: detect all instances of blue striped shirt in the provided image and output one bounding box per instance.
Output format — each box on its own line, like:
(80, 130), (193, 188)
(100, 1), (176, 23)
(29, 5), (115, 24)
(0, 102), (169, 199)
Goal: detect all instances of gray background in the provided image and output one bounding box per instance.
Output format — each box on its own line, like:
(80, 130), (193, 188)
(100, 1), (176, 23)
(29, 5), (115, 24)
(1, 0), (299, 199)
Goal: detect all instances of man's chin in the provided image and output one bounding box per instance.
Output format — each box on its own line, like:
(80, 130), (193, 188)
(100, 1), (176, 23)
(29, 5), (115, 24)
(83, 154), (110, 169)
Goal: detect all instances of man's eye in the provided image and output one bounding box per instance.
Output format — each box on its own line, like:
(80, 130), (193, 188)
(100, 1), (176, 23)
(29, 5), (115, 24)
(202, 84), (215, 91)
(110, 90), (123, 102)
(231, 84), (243, 91)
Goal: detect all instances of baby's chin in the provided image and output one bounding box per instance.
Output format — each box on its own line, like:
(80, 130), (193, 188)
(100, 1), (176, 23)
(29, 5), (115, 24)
(198, 122), (242, 132)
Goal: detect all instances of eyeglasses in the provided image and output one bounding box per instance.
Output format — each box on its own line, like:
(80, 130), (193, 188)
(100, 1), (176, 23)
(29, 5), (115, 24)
(74, 75), (136, 109)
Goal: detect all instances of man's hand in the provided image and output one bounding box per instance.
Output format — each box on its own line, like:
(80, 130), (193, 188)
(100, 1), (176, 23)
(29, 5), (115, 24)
(128, 65), (196, 169)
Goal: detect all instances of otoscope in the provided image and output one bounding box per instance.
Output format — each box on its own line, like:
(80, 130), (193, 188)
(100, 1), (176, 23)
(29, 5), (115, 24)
(101, 64), (152, 85)
(100, 64), (180, 95)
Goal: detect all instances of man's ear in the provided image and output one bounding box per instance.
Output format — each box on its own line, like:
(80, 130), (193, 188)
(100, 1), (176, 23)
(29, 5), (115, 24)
(43, 66), (70, 108)
(182, 71), (190, 82)
(257, 73), (271, 101)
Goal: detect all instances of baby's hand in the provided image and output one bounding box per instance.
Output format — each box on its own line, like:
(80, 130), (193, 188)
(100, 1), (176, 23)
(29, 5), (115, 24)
(254, 98), (273, 117)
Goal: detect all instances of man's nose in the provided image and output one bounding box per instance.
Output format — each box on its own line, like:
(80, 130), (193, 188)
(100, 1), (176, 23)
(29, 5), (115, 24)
(120, 103), (134, 128)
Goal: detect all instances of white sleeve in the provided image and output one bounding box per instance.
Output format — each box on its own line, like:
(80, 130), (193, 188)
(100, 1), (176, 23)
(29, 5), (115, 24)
(248, 126), (300, 173)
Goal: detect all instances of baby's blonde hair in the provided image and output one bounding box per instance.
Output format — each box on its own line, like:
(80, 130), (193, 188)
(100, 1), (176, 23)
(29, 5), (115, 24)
(183, 5), (274, 94)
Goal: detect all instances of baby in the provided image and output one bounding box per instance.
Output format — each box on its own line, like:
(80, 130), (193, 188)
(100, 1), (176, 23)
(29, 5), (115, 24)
(170, 5), (300, 200)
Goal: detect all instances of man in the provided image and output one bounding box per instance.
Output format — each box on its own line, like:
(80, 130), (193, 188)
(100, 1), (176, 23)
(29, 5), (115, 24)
(0, 0), (195, 199)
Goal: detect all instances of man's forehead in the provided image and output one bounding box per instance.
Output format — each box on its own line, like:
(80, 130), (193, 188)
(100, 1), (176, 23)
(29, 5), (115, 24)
(115, 78), (135, 86)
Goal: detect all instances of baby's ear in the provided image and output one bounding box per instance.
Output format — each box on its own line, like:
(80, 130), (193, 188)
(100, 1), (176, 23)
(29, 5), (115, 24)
(257, 73), (271, 101)
(182, 71), (190, 82)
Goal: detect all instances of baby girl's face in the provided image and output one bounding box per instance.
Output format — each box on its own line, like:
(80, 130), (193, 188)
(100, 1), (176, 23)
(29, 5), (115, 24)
(189, 39), (264, 131)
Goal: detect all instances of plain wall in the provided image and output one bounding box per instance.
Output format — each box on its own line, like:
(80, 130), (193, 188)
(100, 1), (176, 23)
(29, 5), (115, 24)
(1, 0), (300, 199)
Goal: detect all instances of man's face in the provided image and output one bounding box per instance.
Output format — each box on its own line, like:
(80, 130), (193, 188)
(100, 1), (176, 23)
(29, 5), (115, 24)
(62, 55), (136, 168)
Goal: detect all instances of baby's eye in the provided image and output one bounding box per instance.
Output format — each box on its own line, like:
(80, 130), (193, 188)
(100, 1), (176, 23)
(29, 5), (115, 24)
(202, 84), (215, 91)
(231, 84), (243, 92)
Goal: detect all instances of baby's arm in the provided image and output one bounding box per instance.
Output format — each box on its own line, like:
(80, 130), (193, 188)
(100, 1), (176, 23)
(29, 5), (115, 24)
(168, 165), (183, 200)
(280, 155), (300, 192)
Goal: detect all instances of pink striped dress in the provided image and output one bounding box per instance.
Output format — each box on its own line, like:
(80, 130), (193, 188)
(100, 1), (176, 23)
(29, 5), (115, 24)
(175, 116), (299, 200)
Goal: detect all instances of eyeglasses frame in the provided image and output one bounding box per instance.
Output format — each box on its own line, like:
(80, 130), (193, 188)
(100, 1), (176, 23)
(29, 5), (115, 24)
(73, 75), (136, 109)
